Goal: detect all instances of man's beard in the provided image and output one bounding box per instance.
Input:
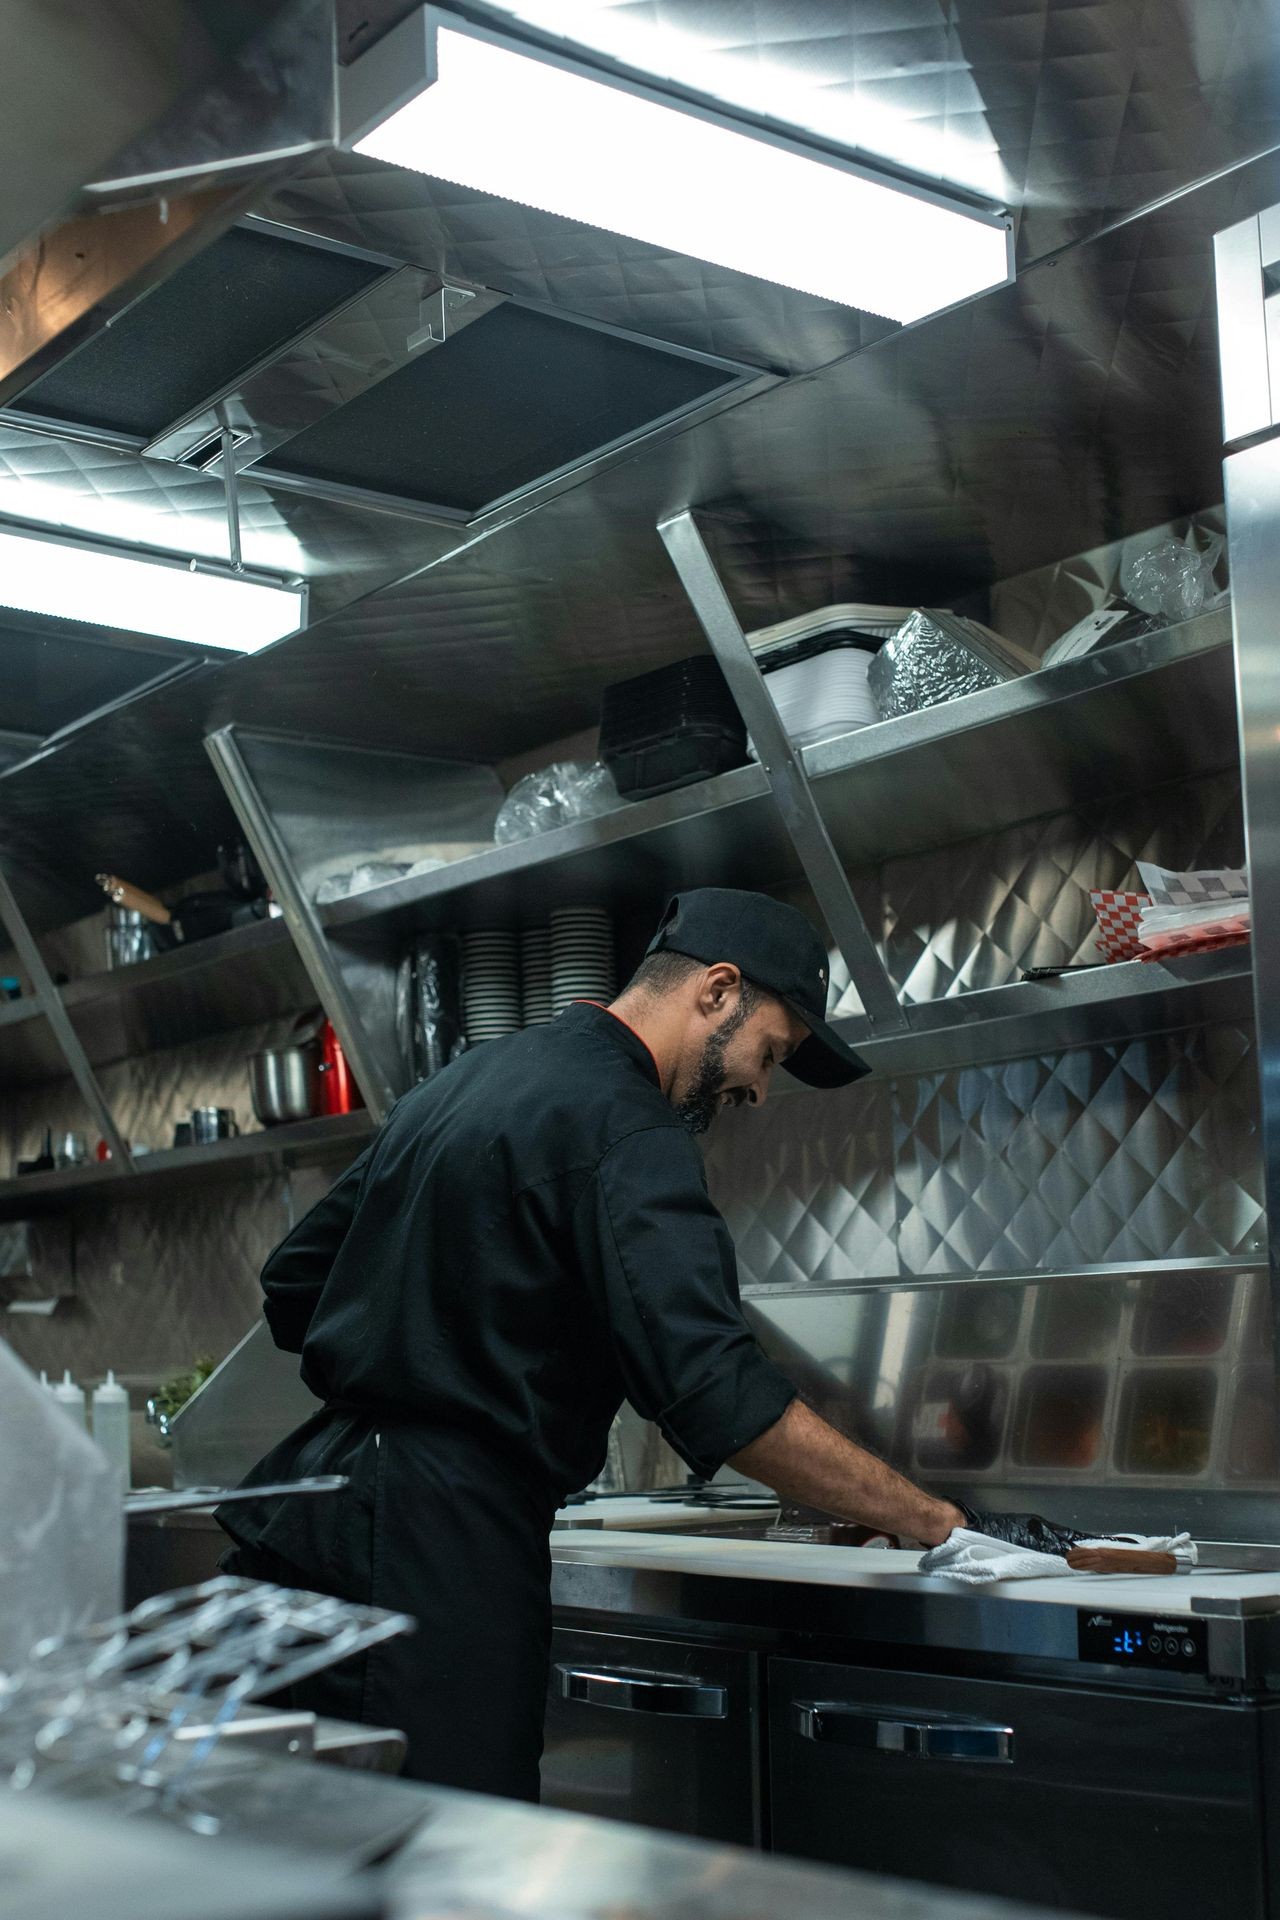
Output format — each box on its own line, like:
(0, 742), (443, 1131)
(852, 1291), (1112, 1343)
(675, 1003), (752, 1135)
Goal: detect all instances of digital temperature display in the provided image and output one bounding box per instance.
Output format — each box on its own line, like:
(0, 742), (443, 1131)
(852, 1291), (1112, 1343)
(1076, 1611), (1207, 1672)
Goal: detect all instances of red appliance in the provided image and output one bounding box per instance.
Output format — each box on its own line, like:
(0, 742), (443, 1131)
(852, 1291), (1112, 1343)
(317, 1019), (363, 1115)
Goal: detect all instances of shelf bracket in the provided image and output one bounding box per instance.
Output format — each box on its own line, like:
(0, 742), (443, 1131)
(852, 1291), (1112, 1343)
(658, 510), (906, 1032)
(204, 727), (401, 1123)
(0, 867), (134, 1172)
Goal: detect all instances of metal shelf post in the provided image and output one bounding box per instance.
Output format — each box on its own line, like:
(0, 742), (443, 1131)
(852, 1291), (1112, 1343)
(658, 509), (905, 1032)
(0, 867), (133, 1170)
(204, 727), (403, 1122)
(1216, 203), (1280, 1399)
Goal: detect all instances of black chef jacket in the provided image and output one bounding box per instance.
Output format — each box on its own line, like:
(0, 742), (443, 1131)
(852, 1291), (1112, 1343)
(218, 1000), (795, 1797)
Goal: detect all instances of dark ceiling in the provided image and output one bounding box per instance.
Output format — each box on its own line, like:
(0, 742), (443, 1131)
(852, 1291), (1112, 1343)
(2, 0), (1278, 929)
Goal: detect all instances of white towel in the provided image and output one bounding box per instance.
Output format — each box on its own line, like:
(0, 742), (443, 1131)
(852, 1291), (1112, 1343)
(919, 1528), (1197, 1584)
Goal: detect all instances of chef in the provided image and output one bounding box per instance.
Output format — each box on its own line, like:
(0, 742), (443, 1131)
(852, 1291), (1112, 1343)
(219, 887), (1081, 1797)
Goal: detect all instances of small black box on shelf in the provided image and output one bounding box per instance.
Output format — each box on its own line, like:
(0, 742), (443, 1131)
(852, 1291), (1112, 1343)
(599, 654), (747, 800)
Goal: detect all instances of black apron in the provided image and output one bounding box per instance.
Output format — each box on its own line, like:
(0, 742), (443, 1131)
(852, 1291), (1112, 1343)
(219, 1410), (555, 1800)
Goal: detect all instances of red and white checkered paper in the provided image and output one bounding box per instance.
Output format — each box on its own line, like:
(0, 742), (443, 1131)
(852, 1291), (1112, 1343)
(1089, 890), (1148, 963)
(1090, 890), (1251, 964)
(1139, 917), (1250, 959)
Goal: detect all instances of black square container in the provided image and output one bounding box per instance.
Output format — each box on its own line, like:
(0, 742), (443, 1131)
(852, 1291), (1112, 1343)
(600, 655), (748, 800)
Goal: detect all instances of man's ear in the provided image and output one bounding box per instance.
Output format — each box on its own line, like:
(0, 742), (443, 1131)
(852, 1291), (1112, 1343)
(699, 963), (741, 1014)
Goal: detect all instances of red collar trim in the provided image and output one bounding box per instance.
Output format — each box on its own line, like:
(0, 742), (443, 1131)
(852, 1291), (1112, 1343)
(573, 1000), (661, 1084)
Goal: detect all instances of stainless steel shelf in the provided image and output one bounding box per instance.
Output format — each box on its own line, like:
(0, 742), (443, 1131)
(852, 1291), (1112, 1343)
(808, 606), (1235, 867)
(319, 760), (787, 939)
(0, 919), (317, 1089)
(321, 608), (1235, 945)
(0, 1110), (373, 1218)
(826, 948), (1254, 1080)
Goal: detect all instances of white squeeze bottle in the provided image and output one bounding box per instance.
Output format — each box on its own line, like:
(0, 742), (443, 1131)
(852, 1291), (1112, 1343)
(52, 1368), (87, 1428)
(92, 1371), (131, 1491)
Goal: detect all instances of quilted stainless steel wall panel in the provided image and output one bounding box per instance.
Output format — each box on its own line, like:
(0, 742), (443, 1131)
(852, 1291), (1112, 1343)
(703, 1025), (1264, 1286)
(891, 1027), (1262, 1273)
(0, 1016), (303, 1166)
(1, 1175), (291, 1386)
(710, 1074), (899, 1290)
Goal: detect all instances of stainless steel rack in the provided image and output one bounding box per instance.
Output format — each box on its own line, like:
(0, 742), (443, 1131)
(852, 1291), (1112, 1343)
(315, 604), (1233, 944)
(0, 1110), (372, 1221)
(830, 947), (1253, 1080)
(0, 917), (313, 1090)
(198, 594), (1241, 1121)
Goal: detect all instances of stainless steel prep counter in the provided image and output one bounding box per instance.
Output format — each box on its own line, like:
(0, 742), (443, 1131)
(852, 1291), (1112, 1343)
(1, 1759), (1098, 1920)
(545, 1529), (1280, 1916)
(549, 1529), (1280, 1680)
(387, 1782), (1097, 1920)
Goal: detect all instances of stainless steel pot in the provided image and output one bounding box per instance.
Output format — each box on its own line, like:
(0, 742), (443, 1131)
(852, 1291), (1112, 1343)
(249, 1044), (322, 1126)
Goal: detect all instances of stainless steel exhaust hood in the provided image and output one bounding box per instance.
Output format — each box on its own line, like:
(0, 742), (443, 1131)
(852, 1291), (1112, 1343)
(10, 222), (392, 443)
(7, 206), (767, 533)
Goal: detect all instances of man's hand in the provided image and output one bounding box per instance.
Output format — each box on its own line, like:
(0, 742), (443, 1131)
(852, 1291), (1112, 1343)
(955, 1505), (1089, 1555)
(730, 1399), (964, 1548)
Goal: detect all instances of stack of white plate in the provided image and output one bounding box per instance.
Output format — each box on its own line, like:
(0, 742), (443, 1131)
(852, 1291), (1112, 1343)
(762, 641), (879, 747)
(462, 929), (521, 1043)
(551, 905), (616, 1014)
(520, 925), (554, 1026)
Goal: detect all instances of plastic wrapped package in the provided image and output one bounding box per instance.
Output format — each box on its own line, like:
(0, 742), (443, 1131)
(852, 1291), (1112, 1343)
(315, 861), (410, 904)
(493, 762), (620, 845)
(0, 1345), (122, 1677)
(314, 855), (446, 905)
(868, 610), (1023, 721)
(1120, 530), (1226, 624)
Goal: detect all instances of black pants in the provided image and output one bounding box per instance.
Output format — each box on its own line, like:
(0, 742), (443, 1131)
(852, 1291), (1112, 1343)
(218, 1416), (554, 1801)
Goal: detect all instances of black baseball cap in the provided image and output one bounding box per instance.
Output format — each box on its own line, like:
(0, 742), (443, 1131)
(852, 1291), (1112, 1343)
(645, 888), (870, 1089)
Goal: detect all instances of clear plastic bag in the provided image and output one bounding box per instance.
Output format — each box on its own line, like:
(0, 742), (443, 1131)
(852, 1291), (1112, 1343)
(314, 861), (409, 904)
(314, 855), (446, 904)
(1120, 530), (1226, 623)
(0, 1346), (122, 1676)
(493, 761), (620, 846)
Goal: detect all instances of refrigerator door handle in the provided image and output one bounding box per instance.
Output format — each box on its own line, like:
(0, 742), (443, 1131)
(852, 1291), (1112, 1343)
(794, 1700), (1014, 1763)
(556, 1665), (729, 1718)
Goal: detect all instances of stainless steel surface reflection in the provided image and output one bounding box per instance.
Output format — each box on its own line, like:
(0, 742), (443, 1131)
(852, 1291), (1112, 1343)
(388, 1787), (1090, 1920)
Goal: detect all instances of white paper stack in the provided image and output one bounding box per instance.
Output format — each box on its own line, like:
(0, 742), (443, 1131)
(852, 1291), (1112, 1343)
(1134, 862), (1250, 956)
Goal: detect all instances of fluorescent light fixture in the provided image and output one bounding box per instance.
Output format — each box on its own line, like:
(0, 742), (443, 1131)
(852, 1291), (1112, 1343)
(0, 523), (304, 653)
(344, 7), (1012, 324)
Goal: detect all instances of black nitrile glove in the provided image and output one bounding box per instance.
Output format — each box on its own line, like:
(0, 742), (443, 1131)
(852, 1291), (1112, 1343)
(956, 1503), (1092, 1555)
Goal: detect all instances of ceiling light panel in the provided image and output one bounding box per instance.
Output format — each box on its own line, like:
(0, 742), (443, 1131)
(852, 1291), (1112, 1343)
(345, 9), (1012, 325)
(0, 525), (304, 653)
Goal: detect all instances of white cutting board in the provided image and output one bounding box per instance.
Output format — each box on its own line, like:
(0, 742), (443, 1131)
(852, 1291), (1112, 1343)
(549, 1531), (1280, 1617)
(551, 1498), (752, 1531)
